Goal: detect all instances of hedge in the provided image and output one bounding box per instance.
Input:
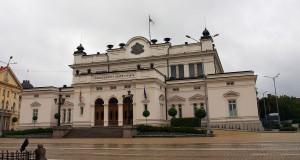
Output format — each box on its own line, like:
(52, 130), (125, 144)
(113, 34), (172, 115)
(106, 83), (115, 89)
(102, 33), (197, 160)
(171, 118), (200, 127)
(279, 126), (298, 131)
(136, 125), (206, 134)
(4, 128), (53, 136)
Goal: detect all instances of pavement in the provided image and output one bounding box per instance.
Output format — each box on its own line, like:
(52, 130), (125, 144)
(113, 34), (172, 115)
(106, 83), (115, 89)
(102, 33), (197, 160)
(1, 130), (300, 160)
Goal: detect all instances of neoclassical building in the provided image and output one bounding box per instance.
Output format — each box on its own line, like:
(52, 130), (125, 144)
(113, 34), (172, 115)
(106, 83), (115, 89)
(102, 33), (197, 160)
(0, 66), (22, 134)
(19, 28), (262, 131)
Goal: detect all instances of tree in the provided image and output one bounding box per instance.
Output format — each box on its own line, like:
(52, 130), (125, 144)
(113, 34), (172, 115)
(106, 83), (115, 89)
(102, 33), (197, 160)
(168, 107), (177, 119)
(195, 108), (206, 127)
(258, 94), (300, 122)
(12, 117), (18, 123)
(143, 110), (150, 125)
(54, 113), (60, 120)
(32, 116), (38, 128)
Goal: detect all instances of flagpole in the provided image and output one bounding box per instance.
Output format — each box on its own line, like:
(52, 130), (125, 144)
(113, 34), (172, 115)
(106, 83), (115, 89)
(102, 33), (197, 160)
(148, 15), (151, 40)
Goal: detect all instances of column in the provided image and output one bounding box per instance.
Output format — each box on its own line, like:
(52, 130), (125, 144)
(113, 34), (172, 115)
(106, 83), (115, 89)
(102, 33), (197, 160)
(184, 64), (189, 78)
(118, 104), (123, 126)
(104, 104), (108, 126)
(90, 105), (95, 127)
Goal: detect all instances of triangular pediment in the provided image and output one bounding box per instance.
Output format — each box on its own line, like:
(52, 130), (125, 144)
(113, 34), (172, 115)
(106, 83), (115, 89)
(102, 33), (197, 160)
(223, 91), (240, 98)
(0, 67), (22, 89)
(31, 101), (41, 107)
(168, 95), (186, 102)
(63, 101), (74, 107)
(189, 94), (205, 101)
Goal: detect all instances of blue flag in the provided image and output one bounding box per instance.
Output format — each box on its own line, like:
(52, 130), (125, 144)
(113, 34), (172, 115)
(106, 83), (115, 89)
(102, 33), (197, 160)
(144, 87), (147, 99)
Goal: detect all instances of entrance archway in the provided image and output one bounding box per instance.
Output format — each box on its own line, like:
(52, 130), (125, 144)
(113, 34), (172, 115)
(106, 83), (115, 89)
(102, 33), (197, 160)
(95, 98), (104, 126)
(108, 98), (118, 126)
(123, 97), (133, 125)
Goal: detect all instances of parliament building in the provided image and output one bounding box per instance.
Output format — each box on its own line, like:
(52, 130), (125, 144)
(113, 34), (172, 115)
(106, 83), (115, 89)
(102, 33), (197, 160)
(19, 28), (263, 131)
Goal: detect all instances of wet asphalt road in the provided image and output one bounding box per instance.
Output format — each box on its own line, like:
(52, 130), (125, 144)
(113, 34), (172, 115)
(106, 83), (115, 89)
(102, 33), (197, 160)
(1, 131), (300, 160)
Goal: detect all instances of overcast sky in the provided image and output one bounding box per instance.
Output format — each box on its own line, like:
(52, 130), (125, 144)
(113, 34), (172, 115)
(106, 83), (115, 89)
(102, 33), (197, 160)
(0, 0), (299, 97)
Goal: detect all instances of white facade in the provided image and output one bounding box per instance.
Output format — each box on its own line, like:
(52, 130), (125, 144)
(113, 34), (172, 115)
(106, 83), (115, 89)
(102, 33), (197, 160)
(19, 29), (262, 131)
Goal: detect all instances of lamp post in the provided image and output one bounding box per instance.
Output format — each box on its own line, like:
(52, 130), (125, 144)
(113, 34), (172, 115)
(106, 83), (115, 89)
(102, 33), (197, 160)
(263, 73), (280, 126)
(54, 88), (65, 126)
(186, 34), (213, 135)
(203, 75), (212, 134)
(262, 91), (268, 123)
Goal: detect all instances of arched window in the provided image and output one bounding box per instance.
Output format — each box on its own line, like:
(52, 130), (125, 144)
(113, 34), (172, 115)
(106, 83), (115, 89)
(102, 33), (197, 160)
(6, 101), (9, 110)
(12, 102), (16, 112)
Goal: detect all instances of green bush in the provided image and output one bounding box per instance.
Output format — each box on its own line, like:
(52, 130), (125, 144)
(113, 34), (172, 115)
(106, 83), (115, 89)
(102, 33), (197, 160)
(293, 119), (300, 124)
(168, 107), (177, 118)
(4, 128), (53, 136)
(12, 117), (18, 123)
(171, 118), (200, 127)
(143, 110), (150, 118)
(136, 125), (206, 134)
(195, 108), (206, 119)
(279, 126), (298, 131)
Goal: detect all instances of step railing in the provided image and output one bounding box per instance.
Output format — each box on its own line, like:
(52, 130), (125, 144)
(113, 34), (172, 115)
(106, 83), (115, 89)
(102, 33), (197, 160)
(0, 150), (35, 160)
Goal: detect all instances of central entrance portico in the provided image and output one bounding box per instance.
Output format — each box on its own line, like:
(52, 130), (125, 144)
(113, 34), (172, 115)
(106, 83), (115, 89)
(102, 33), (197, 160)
(94, 98), (104, 126)
(108, 98), (118, 126)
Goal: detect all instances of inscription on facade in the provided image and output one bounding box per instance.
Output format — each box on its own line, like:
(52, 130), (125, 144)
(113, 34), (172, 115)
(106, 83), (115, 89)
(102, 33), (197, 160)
(94, 73), (135, 80)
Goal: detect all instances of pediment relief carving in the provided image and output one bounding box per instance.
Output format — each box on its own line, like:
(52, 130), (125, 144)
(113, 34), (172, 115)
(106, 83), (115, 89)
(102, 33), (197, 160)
(223, 91), (240, 98)
(142, 99), (150, 104)
(63, 101), (74, 107)
(78, 102), (85, 107)
(31, 101), (41, 107)
(168, 95), (186, 102)
(159, 95), (165, 101)
(189, 94), (205, 101)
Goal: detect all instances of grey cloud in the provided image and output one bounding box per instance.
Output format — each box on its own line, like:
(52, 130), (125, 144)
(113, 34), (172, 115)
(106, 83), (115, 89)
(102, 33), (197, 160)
(0, 0), (299, 96)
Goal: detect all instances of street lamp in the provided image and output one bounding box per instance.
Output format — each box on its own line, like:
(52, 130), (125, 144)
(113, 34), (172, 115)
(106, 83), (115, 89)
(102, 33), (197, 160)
(185, 34), (214, 135)
(263, 73), (280, 126)
(262, 91), (268, 123)
(54, 87), (65, 126)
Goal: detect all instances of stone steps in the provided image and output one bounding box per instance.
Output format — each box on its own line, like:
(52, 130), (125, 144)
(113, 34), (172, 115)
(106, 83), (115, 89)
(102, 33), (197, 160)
(64, 127), (124, 138)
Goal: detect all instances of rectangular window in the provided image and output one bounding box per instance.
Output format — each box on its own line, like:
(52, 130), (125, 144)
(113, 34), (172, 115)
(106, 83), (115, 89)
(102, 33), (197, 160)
(197, 63), (204, 77)
(33, 109), (38, 122)
(110, 86), (117, 90)
(80, 107), (84, 115)
(172, 88), (179, 91)
(63, 109), (66, 123)
(178, 104), (182, 118)
(7, 91), (9, 97)
(34, 94), (39, 98)
(228, 100), (237, 117)
(189, 63), (195, 78)
(193, 86), (201, 90)
(96, 87), (103, 90)
(68, 109), (71, 123)
(124, 85), (131, 89)
(170, 65), (177, 79)
(178, 64), (184, 79)
(226, 81), (235, 86)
